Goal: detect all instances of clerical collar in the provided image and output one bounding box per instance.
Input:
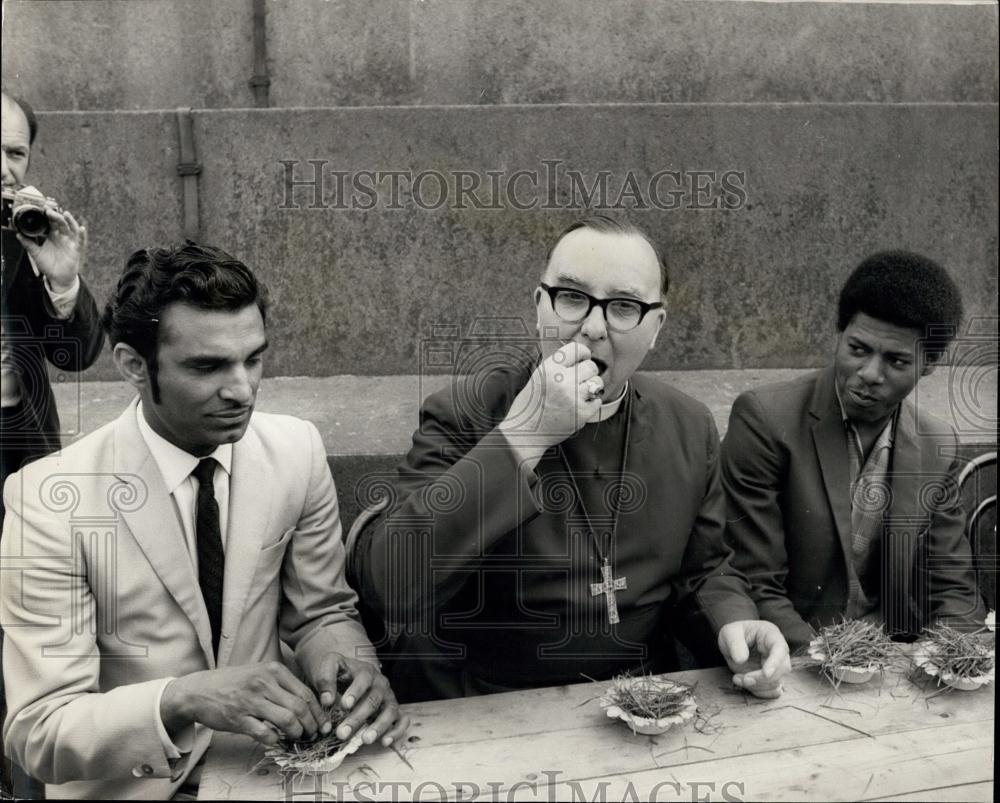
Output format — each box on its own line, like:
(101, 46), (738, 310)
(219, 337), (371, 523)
(588, 381), (629, 424)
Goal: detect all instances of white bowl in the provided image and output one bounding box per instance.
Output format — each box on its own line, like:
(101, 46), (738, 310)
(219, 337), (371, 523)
(913, 644), (994, 692)
(808, 637), (880, 684)
(264, 732), (365, 773)
(829, 664), (877, 684)
(599, 677), (697, 735)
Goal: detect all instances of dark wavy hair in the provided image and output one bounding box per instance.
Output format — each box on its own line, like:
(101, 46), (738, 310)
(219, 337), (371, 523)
(838, 250), (963, 361)
(102, 241), (269, 401)
(545, 214), (670, 296)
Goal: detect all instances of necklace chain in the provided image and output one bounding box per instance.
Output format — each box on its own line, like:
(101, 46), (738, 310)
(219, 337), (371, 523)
(557, 387), (633, 565)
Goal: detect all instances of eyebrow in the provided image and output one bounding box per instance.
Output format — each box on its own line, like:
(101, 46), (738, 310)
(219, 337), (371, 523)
(181, 340), (269, 365)
(847, 337), (915, 359)
(553, 272), (646, 299)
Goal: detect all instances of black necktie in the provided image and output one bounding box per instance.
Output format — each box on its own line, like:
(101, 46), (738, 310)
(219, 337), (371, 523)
(193, 458), (224, 658)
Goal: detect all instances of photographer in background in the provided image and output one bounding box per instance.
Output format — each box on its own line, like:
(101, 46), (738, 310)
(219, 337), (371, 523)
(1, 90), (104, 798)
(1, 91), (103, 496)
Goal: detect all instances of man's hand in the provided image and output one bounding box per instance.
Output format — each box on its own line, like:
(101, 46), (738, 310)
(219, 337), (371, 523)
(306, 653), (410, 747)
(15, 187), (86, 293)
(160, 663), (326, 746)
(718, 620), (791, 699)
(499, 342), (603, 467)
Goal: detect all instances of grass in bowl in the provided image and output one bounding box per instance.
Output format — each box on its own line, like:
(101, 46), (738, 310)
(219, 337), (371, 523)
(808, 620), (899, 688)
(912, 624), (995, 691)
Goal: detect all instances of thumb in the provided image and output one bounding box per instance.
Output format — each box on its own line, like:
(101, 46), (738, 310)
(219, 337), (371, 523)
(719, 623), (750, 668)
(15, 233), (40, 256)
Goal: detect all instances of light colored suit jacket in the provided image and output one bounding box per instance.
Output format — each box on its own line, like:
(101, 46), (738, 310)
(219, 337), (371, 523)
(721, 368), (986, 651)
(1, 399), (373, 799)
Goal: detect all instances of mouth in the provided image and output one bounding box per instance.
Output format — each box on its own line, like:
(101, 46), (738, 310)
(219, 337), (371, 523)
(847, 387), (880, 407)
(210, 407), (252, 422)
(591, 357), (609, 376)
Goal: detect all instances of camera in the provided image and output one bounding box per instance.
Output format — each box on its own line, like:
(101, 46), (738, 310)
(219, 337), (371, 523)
(1, 187), (61, 243)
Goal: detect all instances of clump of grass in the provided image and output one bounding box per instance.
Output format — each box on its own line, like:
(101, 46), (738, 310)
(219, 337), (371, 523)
(808, 620), (899, 686)
(915, 625), (994, 687)
(259, 704), (363, 780)
(603, 672), (697, 719)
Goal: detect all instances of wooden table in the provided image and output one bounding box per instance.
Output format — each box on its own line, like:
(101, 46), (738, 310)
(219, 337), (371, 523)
(199, 662), (994, 802)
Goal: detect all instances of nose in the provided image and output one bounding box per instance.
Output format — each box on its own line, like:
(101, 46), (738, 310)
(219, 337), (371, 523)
(219, 367), (255, 405)
(857, 354), (884, 385)
(579, 304), (608, 342)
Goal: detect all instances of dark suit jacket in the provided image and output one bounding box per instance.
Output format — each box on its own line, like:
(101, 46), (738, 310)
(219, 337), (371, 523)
(721, 367), (986, 651)
(354, 359), (758, 698)
(1, 230), (104, 458)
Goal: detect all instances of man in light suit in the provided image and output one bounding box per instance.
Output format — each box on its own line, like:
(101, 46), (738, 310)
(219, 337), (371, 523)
(1, 243), (407, 798)
(721, 251), (987, 652)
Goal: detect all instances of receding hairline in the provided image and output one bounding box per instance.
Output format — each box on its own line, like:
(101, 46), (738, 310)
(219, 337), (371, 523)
(1, 92), (34, 142)
(544, 227), (664, 296)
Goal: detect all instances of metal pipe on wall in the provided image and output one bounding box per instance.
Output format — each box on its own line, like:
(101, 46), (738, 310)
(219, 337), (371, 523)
(175, 108), (202, 240)
(249, 0), (271, 107)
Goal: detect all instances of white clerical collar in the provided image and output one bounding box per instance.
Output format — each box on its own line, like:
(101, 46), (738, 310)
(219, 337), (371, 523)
(136, 401), (233, 495)
(589, 382), (629, 424)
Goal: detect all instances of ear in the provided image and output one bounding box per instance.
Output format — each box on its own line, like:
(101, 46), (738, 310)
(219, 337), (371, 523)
(647, 307), (667, 351)
(113, 343), (150, 391)
(533, 285), (544, 334)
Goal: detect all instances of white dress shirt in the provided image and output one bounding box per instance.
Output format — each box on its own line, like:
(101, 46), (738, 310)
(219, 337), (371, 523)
(135, 402), (234, 762)
(136, 402), (233, 561)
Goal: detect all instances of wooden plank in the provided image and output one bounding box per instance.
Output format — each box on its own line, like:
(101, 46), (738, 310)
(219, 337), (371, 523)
(201, 696), (866, 800)
(199, 666), (995, 802)
(342, 664), (991, 750)
(547, 721), (991, 803)
(867, 780), (994, 802)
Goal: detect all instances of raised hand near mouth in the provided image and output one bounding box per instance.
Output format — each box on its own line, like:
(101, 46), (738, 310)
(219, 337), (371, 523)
(499, 341), (603, 470)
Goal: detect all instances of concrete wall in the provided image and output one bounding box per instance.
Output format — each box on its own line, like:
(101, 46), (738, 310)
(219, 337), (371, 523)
(26, 103), (998, 379)
(4, 0), (997, 109)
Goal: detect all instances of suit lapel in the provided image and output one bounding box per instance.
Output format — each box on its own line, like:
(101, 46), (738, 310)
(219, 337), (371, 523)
(883, 401), (926, 613)
(217, 423), (271, 667)
(887, 400), (924, 522)
(113, 400), (215, 666)
(810, 369), (854, 567)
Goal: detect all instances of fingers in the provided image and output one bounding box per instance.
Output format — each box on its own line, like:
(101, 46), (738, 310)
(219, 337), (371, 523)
(758, 628), (792, 681)
(61, 209), (83, 242)
(381, 714), (410, 747)
(359, 693), (402, 745)
(280, 674), (327, 735)
(253, 697), (312, 741)
(551, 341), (591, 367)
(14, 233), (40, 256)
(733, 668), (784, 699)
(237, 715), (281, 747)
(45, 207), (71, 238)
(718, 622), (750, 670)
(312, 652), (343, 710)
(260, 663), (323, 738)
(337, 669), (382, 739)
(580, 373), (604, 401)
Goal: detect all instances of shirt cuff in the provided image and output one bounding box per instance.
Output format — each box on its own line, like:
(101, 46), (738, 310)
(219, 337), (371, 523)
(154, 679), (194, 760)
(26, 252), (81, 318)
(43, 275), (81, 318)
